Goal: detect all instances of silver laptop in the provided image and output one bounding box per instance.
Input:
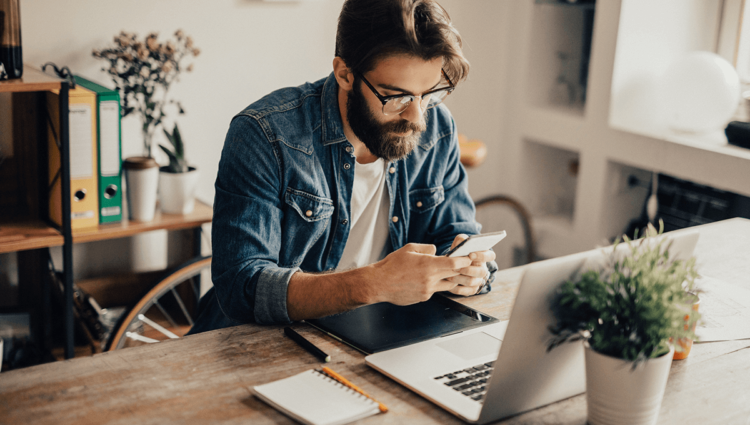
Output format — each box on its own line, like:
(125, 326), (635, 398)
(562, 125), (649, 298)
(365, 231), (699, 424)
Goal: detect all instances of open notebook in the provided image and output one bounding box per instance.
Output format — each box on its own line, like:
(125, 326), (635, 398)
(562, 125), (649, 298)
(252, 369), (381, 425)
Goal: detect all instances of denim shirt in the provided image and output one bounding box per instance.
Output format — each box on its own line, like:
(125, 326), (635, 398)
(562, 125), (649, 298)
(191, 73), (497, 332)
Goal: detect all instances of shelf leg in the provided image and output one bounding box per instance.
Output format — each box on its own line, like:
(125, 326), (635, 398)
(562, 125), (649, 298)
(58, 81), (74, 360)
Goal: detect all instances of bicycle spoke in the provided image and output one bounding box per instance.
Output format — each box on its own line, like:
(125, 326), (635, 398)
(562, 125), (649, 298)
(154, 299), (181, 334)
(138, 313), (179, 339)
(126, 332), (159, 344)
(170, 286), (194, 327)
(188, 276), (198, 302)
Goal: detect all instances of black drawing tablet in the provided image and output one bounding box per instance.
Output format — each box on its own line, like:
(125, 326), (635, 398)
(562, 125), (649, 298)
(306, 294), (498, 355)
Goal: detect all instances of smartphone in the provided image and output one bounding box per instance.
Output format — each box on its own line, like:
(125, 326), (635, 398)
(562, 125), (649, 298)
(445, 230), (507, 257)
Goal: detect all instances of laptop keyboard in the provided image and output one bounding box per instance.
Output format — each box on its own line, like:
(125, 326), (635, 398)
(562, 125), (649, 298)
(433, 361), (494, 403)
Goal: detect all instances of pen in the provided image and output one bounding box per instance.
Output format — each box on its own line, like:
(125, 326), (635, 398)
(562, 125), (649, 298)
(284, 326), (331, 363)
(321, 367), (389, 413)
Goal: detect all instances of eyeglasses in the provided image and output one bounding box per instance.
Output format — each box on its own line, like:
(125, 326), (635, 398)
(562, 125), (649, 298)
(357, 70), (455, 116)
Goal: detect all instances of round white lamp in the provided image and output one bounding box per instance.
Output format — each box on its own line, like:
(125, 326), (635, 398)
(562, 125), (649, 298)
(660, 51), (741, 134)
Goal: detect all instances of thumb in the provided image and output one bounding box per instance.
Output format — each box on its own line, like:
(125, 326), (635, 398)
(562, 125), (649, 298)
(450, 234), (469, 250)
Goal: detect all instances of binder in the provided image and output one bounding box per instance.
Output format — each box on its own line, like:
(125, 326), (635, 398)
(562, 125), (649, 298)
(47, 85), (99, 229)
(74, 76), (123, 223)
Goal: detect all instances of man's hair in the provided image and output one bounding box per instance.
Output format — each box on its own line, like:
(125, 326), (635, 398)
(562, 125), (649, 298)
(335, 0), (470, 84)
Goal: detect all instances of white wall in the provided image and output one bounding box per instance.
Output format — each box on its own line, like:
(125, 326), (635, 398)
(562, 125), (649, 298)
(22, 0), (345, 204)
(18, 0), (510, 278)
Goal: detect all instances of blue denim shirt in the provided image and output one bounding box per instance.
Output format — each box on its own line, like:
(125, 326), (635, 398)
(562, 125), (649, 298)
(190, 73), (496, 332)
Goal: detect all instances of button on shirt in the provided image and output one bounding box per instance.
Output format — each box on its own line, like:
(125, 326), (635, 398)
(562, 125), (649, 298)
(189, 73), (497, 331)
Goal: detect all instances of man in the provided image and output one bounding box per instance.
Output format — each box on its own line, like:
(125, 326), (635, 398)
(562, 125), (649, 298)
(189, 0), (497, 332)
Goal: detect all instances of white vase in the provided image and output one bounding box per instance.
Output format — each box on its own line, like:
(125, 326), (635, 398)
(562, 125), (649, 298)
(123, 157), (159, 222)
(158, 167), (199, 215)
(585, 342), (674, 425)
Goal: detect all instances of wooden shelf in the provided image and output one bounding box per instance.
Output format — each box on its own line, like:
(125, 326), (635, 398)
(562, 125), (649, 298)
(72, 200), (213, 244)
(0, 220), (64, 254)
(0, 65), (63, 93)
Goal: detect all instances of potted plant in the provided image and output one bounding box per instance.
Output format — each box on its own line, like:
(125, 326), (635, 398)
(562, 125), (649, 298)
(158, 124), (199, 214)
(93, 30), (199, 221)
(548, 222), (700, 425)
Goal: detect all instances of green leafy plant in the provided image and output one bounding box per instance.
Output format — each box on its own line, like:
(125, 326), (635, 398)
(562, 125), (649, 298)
(159, 124), (189, 173)
(548, 222), (700, 366)
(92, 30), (199, 157)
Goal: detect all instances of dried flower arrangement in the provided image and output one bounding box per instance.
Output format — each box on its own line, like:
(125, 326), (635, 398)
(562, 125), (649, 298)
(92, 30), (199, 157)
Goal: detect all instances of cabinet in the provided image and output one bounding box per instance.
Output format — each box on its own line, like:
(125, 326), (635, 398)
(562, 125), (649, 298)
(498, 0), (750, 259)
(0, 66), (212, 360)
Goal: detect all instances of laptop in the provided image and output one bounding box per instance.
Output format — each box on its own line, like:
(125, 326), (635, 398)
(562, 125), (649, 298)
(365, 231), (700, 424)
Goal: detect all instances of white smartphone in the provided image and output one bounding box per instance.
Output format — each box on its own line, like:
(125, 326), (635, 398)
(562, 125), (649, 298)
(445, 230), (507, 257)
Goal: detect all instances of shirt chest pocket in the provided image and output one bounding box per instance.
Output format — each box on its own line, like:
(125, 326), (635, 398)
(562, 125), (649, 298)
(285, 188), (335, 222)
(409, 185), (445, 213)
(281, 188), (335, 267)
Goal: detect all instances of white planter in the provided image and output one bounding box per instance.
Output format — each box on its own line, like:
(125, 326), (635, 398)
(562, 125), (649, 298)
(158, 167), (199, 215)
(585, 342), (674, 425)
(123, 157), (159, 222)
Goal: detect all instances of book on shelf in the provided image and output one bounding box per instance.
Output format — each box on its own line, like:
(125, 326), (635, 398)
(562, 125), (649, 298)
(46, 84), (100, 229)
(74, 75), (123, 224)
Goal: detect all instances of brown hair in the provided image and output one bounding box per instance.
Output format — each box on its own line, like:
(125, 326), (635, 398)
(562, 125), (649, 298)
(335, 0), (470, 84)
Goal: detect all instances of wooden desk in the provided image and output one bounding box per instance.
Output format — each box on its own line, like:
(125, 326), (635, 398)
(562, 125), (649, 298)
(2, 218), (749, 424)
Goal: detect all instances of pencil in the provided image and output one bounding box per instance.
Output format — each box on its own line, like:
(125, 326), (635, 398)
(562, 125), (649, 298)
(321, 366), (389, 413)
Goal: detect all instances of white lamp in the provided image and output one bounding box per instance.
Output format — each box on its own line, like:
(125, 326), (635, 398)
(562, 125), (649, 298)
(660, 51), (741, 134)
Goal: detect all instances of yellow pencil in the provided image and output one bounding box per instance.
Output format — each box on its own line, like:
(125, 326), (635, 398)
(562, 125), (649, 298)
(321, 367), (389, 413)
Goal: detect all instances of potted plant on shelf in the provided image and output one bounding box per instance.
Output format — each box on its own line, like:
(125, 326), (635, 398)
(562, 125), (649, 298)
(158, 123), (199, 214)
(93, 30), (199, 221)
(548, 222), (700, 425)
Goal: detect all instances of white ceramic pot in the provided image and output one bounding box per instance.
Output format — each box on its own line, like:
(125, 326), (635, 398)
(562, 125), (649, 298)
(158, 167), (199, 215)
(123, 157), (159, 222)
(585, 342), (674, 425)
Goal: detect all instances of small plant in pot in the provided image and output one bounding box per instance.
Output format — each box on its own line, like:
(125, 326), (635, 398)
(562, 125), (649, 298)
(158, 123), (199, 215)
(548, 222), (700, 425)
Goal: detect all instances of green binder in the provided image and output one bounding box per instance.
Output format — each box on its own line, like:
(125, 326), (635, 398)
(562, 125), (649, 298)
(75, 75), (123, 224)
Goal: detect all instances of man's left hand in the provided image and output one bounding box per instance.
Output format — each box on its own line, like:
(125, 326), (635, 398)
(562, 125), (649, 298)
(446, 234), (496, 296)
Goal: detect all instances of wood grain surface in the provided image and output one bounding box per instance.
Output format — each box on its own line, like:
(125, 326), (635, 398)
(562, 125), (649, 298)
(1, 219), (749, 425)
(71, 201), (212, 243)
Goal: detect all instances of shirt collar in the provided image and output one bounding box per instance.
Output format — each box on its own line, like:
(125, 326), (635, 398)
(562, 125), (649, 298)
(321, 72), (348, 146)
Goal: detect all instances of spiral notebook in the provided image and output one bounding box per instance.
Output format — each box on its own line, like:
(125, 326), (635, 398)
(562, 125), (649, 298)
(252, 369), (381, 425)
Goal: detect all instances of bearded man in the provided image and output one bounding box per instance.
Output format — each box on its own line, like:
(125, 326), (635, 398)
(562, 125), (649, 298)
(189, 0), (498, 332)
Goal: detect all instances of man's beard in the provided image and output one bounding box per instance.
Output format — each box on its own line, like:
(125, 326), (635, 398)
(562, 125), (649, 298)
(346, 78), (426, 162)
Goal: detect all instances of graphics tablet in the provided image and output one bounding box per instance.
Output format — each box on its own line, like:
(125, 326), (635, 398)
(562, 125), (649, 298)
(306, 294), (498, 354)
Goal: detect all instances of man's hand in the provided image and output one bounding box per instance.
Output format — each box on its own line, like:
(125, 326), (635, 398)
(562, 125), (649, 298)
(446, 234), (496, 296)
(366, 243), (472, 305)
(287, 241), (476, 321)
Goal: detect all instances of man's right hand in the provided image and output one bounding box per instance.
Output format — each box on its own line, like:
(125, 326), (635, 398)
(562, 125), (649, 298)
(364, 243), (473, 305)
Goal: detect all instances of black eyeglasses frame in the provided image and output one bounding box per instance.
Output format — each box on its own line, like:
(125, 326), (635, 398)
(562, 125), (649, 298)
(356, 69), (455, 115)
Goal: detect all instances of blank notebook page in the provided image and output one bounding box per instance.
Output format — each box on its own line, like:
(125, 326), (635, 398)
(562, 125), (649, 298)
(252, 369), (381, 425)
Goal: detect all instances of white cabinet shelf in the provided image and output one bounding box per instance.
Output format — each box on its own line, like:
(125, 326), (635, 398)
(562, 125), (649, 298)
(497, 0), (748, 258)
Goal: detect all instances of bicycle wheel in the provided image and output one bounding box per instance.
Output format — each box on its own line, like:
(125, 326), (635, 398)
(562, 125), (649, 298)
(474, 195), (535, 270)
(106, 256), (212, 351)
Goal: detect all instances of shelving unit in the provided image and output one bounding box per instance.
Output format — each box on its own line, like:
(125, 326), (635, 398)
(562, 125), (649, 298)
(0, 65), (73, 359)
(499, 0), (750, 259)
(0, 65), (212, 361)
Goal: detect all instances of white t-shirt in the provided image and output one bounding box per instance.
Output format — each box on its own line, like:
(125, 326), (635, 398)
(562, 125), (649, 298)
(337, 158), (391, 270)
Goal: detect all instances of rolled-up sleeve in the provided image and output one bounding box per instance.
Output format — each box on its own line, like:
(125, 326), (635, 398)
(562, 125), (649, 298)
(211, 115), (296, 325)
